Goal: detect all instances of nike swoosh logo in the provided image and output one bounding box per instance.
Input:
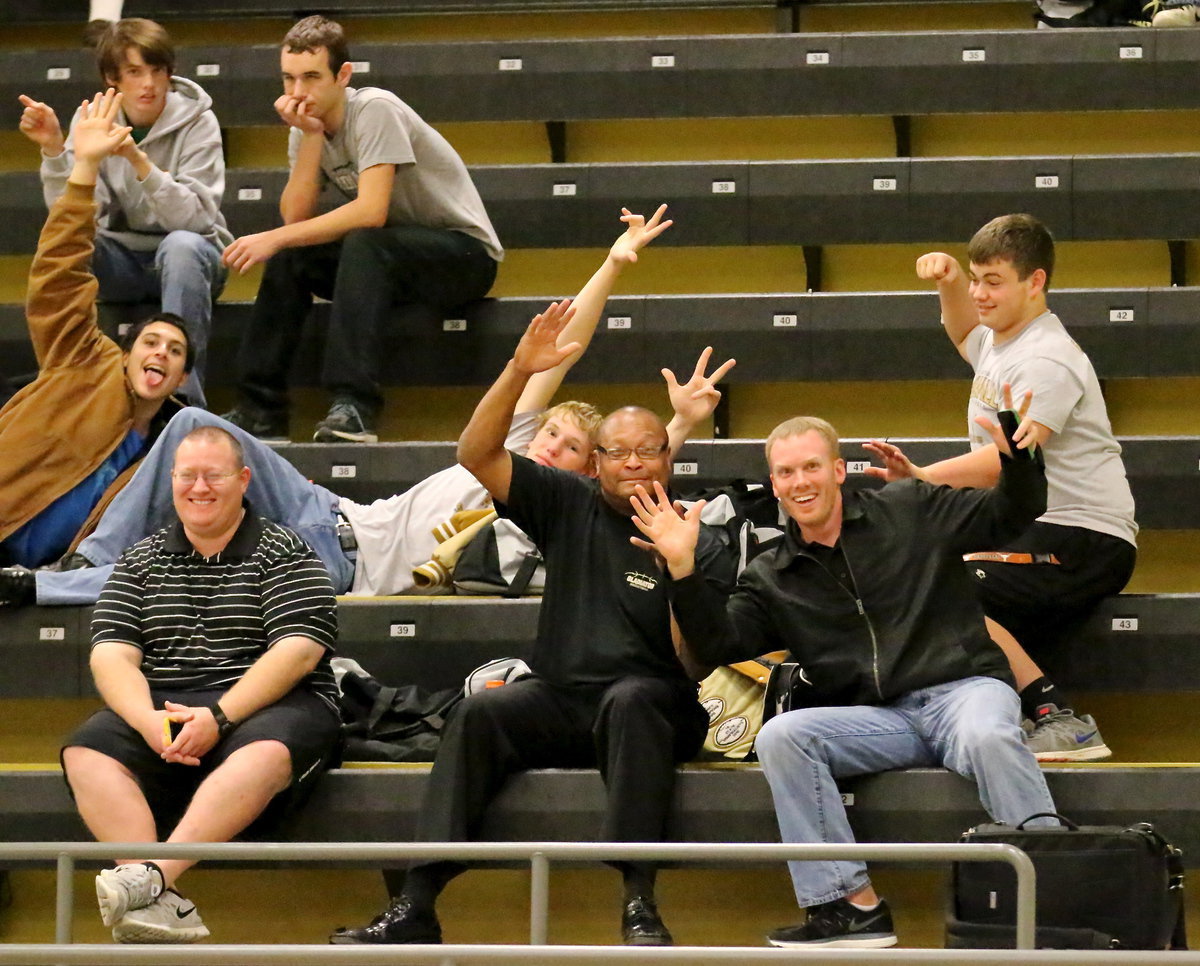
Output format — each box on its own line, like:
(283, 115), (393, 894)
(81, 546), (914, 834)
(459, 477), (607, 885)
(176, 905), (197, 919)
(1040, 684), (1055, 693)
(1075, 731), (1097, 744)
(846, 915), (886, 933)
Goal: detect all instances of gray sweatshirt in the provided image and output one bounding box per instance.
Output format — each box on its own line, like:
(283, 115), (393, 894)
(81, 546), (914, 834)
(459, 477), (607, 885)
(40, 75), (233, 253)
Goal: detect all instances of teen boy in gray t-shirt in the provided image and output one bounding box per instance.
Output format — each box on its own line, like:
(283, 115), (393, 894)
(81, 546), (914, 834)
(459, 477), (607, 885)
(866, 214), (1135, 763)
(221, 15), (502, 445)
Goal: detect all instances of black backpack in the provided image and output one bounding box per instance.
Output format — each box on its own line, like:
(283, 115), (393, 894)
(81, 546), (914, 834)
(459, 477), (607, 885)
(681, 479), (786, 577)
(336, 665), (462, 763)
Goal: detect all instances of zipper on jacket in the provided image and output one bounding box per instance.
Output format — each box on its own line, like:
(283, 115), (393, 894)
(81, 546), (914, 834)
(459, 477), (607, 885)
(841, 552), (884, 701)
(799, 547), (885, 702)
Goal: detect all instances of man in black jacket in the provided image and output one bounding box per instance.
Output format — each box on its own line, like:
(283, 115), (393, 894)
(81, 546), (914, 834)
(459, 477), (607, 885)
(629, 404), (1057, 949)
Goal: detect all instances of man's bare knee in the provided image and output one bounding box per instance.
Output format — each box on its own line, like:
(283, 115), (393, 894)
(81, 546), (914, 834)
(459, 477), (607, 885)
(219, 740), (294, 795)
(62, 745), (136, 788)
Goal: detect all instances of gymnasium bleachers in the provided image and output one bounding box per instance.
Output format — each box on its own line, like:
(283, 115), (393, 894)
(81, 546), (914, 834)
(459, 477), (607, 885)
(1, 0), (1199, 951)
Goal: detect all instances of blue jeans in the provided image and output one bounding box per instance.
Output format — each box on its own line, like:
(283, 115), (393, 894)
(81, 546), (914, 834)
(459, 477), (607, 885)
(94, 231), (227, 408)
(754, 676), (1056, 908)
(36, 408), (354, 605)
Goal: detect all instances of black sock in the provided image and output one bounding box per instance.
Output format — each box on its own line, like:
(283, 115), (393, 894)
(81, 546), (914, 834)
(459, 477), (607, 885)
(400, 861), (463, 910)
(1020, 677), (1069, 720)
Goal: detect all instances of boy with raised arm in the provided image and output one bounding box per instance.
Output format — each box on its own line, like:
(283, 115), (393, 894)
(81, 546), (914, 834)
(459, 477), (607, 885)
(867, 214), (1136, 761)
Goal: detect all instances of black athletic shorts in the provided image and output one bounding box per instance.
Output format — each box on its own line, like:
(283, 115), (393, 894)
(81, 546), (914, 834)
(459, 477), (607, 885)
(966, 521), (1136, 652)
(62, 687), (341, 836)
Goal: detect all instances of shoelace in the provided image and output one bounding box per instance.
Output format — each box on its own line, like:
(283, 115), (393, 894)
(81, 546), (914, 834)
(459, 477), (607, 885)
(328, 402), (362, 427)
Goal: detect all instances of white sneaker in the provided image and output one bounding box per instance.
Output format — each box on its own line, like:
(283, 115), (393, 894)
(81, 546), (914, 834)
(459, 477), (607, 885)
(112, 889), (209, 943)
(96, 863), (162, 928)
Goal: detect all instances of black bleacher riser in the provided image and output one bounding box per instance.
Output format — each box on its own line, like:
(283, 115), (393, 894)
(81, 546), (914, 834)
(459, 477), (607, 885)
(334, 598), (539, 692)
(3, 592), (1197, 701)
(2, 289), (1199, 391)
(278, 442), (461, 505)
(6, 31), (1198, 128)
(5, 766), (1199, 868)
(1043, 594), (1200, 693)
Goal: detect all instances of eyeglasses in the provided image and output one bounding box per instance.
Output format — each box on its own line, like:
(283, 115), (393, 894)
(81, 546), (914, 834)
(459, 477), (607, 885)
(172, 470), (240, 487)
(595, 443), (668, 462)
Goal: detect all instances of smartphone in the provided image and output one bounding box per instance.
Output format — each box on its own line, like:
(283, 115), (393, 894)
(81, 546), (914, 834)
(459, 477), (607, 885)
(162, 718), (183, 744)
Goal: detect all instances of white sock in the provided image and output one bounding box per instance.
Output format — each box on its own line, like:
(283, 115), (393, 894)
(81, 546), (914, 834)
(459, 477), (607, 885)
(848, 898), (880, 912)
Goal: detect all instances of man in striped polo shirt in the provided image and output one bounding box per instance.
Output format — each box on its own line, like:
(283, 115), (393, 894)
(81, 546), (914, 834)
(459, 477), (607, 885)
(60, 424), (340, 944)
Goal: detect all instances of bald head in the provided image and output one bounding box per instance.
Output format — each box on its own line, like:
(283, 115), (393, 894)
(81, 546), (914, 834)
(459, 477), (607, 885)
(598, 406), (667, 446)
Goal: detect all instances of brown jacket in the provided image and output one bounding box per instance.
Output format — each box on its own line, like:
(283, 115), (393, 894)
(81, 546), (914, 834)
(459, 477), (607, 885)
(0, 180), (179, 549)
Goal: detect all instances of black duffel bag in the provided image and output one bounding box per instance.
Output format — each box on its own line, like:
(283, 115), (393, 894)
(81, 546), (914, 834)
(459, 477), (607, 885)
(947, 812), (1186, 950)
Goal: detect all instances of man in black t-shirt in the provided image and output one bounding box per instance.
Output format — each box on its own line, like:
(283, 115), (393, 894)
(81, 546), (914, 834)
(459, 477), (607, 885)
(331, 301), (732, 948)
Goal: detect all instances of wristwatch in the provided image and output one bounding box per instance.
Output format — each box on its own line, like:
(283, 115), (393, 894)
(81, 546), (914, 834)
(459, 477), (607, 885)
(209, 702), (236, 739)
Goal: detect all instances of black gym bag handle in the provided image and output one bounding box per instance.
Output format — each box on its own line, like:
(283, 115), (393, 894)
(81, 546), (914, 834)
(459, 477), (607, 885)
(1016, 812), (1078, 830)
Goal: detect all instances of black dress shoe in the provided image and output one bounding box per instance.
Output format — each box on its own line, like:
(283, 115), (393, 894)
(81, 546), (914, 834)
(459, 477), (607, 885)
(0, 566), (35, 607)
(329, 895), (442, 945)
(621, 895), (673, 946)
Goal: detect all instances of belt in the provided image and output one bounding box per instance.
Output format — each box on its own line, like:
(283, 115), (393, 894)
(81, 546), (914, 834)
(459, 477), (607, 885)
(334, 510), (358, 553)
(962, 551), (1060, 565)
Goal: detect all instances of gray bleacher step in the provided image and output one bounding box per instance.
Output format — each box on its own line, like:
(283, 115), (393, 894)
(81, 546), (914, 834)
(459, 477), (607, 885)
(2, 29), (1194, 129)
(3, 764), (1198, 867)
(4, 289), (1199, 391)
(2, 155), (1200, 257)
(3, 592), (1197, 700)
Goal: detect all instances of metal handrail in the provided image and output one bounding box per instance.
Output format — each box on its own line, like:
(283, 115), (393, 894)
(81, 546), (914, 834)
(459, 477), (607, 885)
(2, 839), (1036, 951)
(6, 948), (1200, 965)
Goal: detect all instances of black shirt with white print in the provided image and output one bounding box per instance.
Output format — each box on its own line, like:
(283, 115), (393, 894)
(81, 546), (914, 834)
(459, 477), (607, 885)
(498, 455), (733, 686)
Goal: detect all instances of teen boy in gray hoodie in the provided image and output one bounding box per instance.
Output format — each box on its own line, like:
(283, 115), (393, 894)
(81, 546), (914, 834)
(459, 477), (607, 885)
(19, 18), (231, 407)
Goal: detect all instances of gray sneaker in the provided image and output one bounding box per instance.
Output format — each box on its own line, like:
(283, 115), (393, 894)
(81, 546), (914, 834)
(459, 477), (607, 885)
(1025, 706), (1111, 762)
(313, 399), (378, 443)
(96, 863), (162, 928)
(112, 889), (209, 944)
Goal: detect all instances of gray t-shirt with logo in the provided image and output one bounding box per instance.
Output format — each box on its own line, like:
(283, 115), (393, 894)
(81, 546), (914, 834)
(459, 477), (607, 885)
(964, 310), (1137, 545)
(289, 85), (503, 261)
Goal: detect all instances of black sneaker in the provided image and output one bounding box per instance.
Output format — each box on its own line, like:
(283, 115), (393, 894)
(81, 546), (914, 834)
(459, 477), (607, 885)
(220, 404), (289, 442)
(621, 895), (673, 946)
(313, 399), (378, 443)
(768, 897), (897, 948)
(329, 895), (441, 944)
(0, 566), (35, 607)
